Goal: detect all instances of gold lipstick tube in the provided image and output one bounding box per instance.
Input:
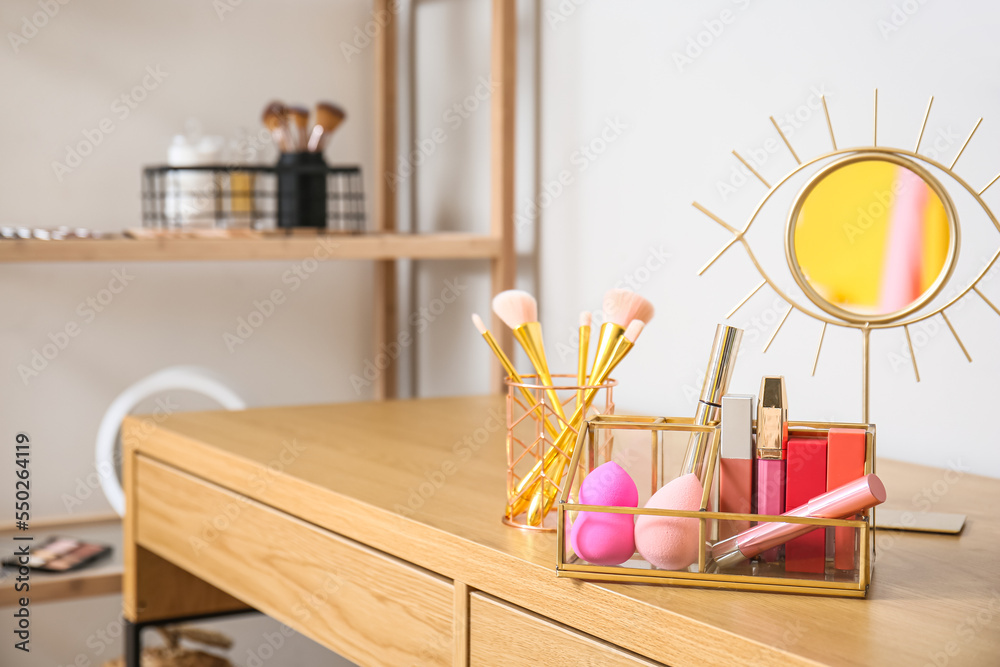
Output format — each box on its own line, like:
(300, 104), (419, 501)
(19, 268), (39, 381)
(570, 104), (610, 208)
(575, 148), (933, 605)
(679, 324), (744, 482)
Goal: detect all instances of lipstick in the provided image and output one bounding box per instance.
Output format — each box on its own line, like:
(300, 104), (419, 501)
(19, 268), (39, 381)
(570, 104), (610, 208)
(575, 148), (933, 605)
(679, 324), (744, 482)
(785, 437), (828, 573)
(827, 428), (867, 570)
(712, 474), (886, 569)
(755, 376), (788, 561)
(719, 394), (754, 540)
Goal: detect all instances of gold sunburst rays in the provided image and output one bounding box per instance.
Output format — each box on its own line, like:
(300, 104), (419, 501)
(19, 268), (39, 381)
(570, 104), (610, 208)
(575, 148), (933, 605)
(693, 89), (1000, 421)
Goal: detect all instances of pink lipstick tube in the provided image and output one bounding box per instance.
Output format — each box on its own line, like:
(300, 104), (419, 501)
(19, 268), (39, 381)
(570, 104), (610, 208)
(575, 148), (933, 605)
(719, 394), (754, 540)
(755, 376), (787, 561)
(711, 474), (886, 569)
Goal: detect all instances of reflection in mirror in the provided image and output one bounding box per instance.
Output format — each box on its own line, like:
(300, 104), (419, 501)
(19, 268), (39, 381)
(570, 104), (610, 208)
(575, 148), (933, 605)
(792, 158), (951, 318)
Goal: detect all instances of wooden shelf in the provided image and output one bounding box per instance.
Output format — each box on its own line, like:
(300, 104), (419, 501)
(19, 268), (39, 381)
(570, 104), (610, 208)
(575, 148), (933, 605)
(0, 233), (500, 263)
(0, 515), (122, 606)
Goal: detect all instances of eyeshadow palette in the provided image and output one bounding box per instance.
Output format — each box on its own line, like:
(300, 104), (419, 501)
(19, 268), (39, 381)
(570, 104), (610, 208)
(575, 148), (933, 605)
(3, 536), (112, 573)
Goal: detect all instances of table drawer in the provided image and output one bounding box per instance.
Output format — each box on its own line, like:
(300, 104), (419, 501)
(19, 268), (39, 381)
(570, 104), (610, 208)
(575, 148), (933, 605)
(468, 593), (660, 666)
(135, 455), (453, 666)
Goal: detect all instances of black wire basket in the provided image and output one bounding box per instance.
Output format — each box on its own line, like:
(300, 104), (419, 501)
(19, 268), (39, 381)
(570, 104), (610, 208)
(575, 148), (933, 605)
(141, 160), (365, 232)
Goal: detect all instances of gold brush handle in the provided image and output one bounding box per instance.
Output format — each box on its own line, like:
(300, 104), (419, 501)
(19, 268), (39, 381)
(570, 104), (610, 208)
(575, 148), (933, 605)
(576, 325), (590, 411)
(523, 337), (636, 525)
(480, 332), (561, 440)
(513, 323), (569, 426)
(507, 323), (625, 509)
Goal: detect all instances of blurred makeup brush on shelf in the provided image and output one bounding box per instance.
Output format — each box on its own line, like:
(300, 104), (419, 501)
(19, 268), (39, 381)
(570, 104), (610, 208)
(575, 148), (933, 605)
(307, 102), (346, 152)
(287, 106), (310, 152)
(262, 101), (291, 152)
(492, 290), (568, 425)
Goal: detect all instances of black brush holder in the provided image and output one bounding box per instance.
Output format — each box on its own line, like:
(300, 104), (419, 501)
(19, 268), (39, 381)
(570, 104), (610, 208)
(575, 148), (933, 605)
(276, 152), (328, 229)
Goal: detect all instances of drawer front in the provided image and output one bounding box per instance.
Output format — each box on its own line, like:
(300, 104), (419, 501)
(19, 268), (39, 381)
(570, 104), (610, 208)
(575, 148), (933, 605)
(469, 593), (660, 666)
(135, 456), (453, 667)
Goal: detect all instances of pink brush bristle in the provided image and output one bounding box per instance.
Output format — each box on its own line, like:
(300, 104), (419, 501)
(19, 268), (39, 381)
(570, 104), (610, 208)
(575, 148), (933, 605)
(491, 290), (539, 330)
(602, 289), (655, 327)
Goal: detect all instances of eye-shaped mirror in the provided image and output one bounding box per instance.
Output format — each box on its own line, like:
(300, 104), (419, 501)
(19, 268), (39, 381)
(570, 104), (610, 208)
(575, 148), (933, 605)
(693, 91), (1000, 424)
(786, 153), (960, 324)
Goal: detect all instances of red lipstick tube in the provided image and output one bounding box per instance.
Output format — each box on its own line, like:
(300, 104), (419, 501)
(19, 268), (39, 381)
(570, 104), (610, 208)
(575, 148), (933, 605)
(827, 428), (867, 570)
(785, 438), (828, 573)
(712, 474), (886, 568)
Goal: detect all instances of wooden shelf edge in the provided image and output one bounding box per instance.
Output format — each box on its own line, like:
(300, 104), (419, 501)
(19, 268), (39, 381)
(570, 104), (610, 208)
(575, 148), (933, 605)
(0, 233), (502, 263)
(0, 571), (122, 607)
(0, 515), (123, 607)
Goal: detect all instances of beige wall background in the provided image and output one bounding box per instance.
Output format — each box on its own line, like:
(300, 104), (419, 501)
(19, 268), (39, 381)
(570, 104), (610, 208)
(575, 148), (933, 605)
(2, 0), (1000, 664)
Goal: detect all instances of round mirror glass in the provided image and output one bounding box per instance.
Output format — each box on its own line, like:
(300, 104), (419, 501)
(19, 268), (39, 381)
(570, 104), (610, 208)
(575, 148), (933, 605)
(787, 154), (958, 323)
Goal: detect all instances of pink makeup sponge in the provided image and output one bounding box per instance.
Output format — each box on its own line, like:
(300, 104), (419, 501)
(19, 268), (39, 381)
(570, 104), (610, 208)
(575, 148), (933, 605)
(570, 462), (638, 566)
(634, 473), (703, 570)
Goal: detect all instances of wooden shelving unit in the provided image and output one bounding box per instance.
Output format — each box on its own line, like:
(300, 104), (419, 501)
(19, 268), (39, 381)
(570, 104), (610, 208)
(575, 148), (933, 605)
(0, 0), (518, 606)
(0, 233), (500, 263)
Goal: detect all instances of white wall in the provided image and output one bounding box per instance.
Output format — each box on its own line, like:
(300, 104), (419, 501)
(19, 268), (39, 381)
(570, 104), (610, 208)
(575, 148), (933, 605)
(535, 0), (1000, 479)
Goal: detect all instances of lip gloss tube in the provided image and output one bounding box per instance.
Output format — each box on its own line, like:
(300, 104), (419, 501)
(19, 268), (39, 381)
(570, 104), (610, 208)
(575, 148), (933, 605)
(719, 394), (754, 540)
(785, 437), (828, 573)
(755, 376), (787, 561)
(827, 428), (867, 570)
(712, 474), (886, 568)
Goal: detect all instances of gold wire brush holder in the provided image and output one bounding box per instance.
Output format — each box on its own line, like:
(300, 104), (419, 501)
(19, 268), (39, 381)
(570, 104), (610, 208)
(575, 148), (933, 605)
(556, 415), (877, 598)
(504, 374), (616, 532)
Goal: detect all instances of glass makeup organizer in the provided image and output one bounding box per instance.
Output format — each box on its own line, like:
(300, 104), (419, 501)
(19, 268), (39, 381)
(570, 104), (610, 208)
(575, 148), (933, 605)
(555, 90), (995, 597)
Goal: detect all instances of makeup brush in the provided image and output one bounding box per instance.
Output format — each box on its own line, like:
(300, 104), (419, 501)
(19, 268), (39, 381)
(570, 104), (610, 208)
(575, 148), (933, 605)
(576, 311), (592, 411)
(262, 101), (290, 153)
(307, 102), (346, 152)
(471, 314), (559, 440)
(287, 106), (310, 152)
(525, 319), (647, 525)
(587, 289), (655, 386)
(492, 290), (568, 425)
(507, 290), (654, 518)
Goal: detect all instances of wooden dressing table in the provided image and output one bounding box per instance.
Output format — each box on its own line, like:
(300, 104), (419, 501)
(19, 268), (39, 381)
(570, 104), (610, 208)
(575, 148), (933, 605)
(122, 396), (1000, 666)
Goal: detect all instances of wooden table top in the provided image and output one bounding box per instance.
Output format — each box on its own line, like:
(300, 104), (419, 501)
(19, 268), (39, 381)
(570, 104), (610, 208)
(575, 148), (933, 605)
(131, 395), (1000, 666)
